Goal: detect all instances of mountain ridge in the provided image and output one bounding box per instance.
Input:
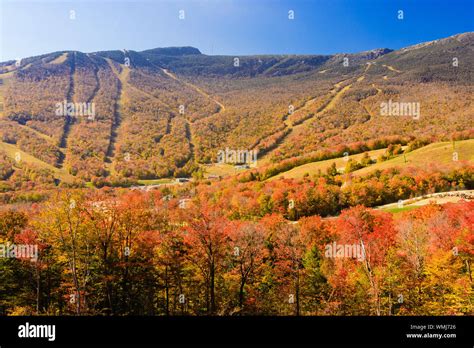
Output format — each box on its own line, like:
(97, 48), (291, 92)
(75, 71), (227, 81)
(3, 31), (473, 68)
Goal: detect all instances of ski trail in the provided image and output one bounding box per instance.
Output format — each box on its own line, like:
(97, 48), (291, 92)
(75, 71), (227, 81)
(161, 68), (226, 112)
(58, 52), (76, 167)
(105, 59), (125, 169)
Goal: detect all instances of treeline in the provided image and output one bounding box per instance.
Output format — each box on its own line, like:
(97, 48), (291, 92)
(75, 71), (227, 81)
(0, 191), (472, 316)
(240, 136), (412, 182)
(0, 121), (61, 167)
(0, 153), (14, 181)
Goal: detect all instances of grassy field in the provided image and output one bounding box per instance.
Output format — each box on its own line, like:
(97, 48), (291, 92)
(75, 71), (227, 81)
(202, 163), (249, 178)
(353, 139), (474, 176)
(378, 190), (473, 213)
(381, 205), (421, 213)
(137, 178), (175, 185)
(269, 139), (473, 181)
(0, 141), (74, 183)
(269, 148), (388, 180)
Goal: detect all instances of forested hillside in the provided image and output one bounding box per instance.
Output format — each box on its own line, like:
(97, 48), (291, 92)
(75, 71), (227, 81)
(0, 32), (473, 188)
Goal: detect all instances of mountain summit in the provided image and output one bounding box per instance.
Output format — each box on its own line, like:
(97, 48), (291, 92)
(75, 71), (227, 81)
(140, 46), (202, 56)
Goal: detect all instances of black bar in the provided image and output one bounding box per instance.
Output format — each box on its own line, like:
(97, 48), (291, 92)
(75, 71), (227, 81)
(0, 316), (473, 347)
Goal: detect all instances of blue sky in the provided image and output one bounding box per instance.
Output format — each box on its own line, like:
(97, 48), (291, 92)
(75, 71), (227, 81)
(1, 0), (473, 61)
